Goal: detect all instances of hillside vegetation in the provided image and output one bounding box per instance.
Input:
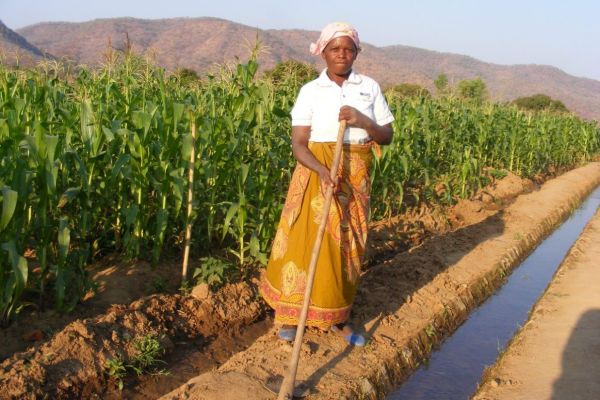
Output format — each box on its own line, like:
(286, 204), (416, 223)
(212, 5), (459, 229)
(0, 20), (46, 64)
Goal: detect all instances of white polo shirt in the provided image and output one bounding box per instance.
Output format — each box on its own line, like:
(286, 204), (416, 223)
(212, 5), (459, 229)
(291, 69), (394, 143)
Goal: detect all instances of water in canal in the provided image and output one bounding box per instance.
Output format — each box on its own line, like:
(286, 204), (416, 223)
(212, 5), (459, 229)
(388, 187), (600, 400)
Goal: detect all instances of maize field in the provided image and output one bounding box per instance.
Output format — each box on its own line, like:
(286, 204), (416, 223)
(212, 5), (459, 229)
(0, 53), (599, 324)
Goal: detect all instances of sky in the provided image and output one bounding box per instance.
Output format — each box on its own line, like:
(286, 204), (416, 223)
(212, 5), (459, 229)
(1, 0), (599, 81)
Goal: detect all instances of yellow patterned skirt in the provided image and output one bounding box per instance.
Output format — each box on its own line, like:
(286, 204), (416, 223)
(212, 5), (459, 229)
(260, 141), (373, 329)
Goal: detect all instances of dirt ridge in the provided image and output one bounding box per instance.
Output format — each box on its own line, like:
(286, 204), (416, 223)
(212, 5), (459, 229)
(159, 162), (600, 400)
(0, 281), (263, 399)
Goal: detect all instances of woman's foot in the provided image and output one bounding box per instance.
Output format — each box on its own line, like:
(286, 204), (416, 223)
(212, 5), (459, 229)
(278, 325), (297, 341)
(331, 323), (366, 346)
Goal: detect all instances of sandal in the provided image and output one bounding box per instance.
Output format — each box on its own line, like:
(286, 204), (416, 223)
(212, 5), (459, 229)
(278, 325), (297, 341)
(331, 324), (366, 347)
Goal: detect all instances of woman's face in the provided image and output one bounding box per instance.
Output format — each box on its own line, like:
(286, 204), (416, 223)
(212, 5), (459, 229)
(321, 36), (358, 77)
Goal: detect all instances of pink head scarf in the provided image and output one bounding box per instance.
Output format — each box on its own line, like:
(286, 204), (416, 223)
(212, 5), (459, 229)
(309, 22), (360, 56)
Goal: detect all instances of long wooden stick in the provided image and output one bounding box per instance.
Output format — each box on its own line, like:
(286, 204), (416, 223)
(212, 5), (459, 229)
(277, 120), (347, 400)
(182, 117), (196, 282)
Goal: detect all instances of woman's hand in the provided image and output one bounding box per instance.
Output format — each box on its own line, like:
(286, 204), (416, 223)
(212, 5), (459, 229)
(292, 125), (339, 196)
(316, 164), (339, 197)
(339, 106), (368, 129)
(339, 105), (394, 145)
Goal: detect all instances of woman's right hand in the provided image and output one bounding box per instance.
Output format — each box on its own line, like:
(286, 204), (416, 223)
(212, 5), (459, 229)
(292, 125), (338, 195)
(317, 165), (338, 196)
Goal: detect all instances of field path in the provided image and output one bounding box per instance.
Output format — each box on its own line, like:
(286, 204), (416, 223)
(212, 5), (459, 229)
(473, 205), (600, 400)
(159, 164), (600, 399)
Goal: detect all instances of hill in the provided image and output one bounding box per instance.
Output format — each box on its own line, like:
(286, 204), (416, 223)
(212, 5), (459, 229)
(11, 17), (600, 121)
(0, 20), (48, 64)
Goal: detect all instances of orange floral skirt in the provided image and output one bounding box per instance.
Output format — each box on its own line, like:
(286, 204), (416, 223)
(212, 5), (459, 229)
(260, 142), (373, 329)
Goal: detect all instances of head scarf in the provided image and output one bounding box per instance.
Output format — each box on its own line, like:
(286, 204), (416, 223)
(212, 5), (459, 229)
(309, 22), (360, 56)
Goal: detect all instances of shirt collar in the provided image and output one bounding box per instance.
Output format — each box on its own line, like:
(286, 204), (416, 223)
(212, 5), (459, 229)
(317, 69), (362, 87)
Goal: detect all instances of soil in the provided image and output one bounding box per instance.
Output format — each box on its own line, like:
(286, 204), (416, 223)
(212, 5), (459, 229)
(473, 207), (600, 400)
(1, 165), (599, 399)
(0, 257), (184, 360)
(106, 319), (273, 400)
(0, 281), (264, 399)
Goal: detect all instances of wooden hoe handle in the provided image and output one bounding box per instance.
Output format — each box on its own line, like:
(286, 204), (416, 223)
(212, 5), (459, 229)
(277, 120), (347, 399)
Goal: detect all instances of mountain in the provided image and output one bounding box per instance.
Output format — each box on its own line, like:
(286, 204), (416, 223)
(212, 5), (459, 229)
(11, 17), (600, 121)
(0, 20), (47, 64)
(16, 18), (313, 72)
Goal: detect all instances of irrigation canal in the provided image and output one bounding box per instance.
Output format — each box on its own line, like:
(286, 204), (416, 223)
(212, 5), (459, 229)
(388, 186), (600, 400)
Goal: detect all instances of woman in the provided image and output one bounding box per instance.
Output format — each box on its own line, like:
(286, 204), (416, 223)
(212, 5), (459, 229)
(260, 22), (394, 346)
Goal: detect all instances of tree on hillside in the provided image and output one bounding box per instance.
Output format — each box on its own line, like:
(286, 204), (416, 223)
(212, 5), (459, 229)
(264, 60), (318, 87)
(457, 77), (488, 103)
(434, 73), (449, 95)
(174, 67), (199, 86)
(512, 94), (569, 113)
(385, 83), (430, 100)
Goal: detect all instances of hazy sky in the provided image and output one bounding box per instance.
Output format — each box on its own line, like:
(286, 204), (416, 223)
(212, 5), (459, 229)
(2, 0), (599, 81)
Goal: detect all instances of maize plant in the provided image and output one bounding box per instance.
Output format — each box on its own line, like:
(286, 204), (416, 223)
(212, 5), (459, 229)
(0, 53), (599, 322)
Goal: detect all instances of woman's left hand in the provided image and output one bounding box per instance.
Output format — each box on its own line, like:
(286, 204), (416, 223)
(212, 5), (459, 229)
(339, 106), (368, 129)
(339, 105), (394, 145)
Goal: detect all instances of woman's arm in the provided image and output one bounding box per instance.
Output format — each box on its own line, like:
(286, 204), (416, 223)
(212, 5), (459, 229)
(339, 105), (393, 145)
(291, 125), (337, 194)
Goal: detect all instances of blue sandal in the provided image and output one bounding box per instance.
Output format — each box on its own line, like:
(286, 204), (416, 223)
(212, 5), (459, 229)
(331, 324), (366, 347)
(278, 326), (297, 341)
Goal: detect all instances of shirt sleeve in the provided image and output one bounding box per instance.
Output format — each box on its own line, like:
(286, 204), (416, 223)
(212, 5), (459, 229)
(372, 83), (395, 126)
(291, 85), (313, 126)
